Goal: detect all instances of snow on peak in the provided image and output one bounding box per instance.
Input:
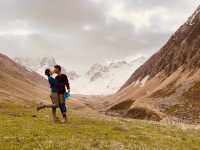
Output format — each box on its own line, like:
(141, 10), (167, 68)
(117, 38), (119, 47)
(13, 55), (147, 95)
(67, 71), (80, 80)
(14, 56), (79, 80)
(40, 57), (56, 68)
(14, 56), (56, 70)
(87, 63), (109, 77)
(72, 56), (147, 95)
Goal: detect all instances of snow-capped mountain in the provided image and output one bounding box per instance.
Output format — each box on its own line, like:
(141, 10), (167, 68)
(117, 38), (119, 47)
(71, 56), (147, 95)
(14, 56), (147, 95)
(14, 56), (56, 74)
(14, 57), (79, 80)
(103, 5), (200, 123)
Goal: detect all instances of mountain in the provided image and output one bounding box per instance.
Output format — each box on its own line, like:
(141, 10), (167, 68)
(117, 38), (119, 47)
(14, 56), (57, 74)
(120, 5), (200, 91)
(14, 56), (80, 81)
(0, 53), (49, 103)
(14, 56), (146, 95)
(72, 56), (147, 95)
(14, 56), (57, 75)
(99, 5), (200, 123)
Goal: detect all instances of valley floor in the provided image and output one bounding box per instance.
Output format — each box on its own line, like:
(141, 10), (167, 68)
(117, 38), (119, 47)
(0, 101), (200, 150)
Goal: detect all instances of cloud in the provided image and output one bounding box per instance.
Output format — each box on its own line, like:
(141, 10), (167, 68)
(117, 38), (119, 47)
(0, 0), (199, 71)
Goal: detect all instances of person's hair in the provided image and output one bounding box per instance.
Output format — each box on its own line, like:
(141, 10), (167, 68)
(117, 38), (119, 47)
(45, 69), (51, 77)
(54, 65), (62, 71)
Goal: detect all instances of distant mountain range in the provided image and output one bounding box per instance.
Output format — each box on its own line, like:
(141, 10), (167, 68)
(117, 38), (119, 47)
(14, 57), (80, 81)
(72, 56), (147, 95)
(14, 56), (57, 74)
(14, 56), (147, 95)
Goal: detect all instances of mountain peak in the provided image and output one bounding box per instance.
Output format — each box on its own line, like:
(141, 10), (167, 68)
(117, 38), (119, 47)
(14, 56), (80, 81)
(121, 5), (200, 90)
(186, 5), (200, 25)
(39, 57), (56, 68)
(103, 5), (200, 123)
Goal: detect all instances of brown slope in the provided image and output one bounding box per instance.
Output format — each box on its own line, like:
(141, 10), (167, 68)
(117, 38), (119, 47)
(101, 5), (200, 123)
(0, 53), (49, 103)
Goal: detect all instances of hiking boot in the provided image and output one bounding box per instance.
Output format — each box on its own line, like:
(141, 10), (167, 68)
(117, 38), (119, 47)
(61, 119), (67, 124)
(36, 102), (46, 111)
(61, 117), (68, 123)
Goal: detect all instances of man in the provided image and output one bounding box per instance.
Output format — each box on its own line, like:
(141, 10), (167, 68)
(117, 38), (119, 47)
(54, 65), (70, 123)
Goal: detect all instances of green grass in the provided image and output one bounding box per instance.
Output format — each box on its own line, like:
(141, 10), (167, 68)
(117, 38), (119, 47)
(1, 102), (200, 150)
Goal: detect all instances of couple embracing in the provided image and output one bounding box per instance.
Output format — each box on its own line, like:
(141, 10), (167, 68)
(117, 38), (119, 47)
(37, 65), (70, 123)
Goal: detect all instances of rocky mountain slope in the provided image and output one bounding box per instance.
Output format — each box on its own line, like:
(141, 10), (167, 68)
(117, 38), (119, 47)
(121, 5), (200, 90)
(0, 53), (49, 103)
(99, 5), (200, 124)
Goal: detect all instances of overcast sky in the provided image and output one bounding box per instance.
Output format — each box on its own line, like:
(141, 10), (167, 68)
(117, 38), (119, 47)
(0, 0), (200, 71)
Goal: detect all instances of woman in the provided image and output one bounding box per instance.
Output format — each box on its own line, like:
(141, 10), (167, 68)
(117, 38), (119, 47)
(37, 69), (59, 122)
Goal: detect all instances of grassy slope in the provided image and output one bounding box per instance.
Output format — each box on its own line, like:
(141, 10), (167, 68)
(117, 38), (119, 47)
(0, 101), (200, 150)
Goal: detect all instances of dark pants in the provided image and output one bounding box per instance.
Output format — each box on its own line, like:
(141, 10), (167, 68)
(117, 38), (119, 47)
(51, 93), (67, 120)
(57, 94), (67, 113)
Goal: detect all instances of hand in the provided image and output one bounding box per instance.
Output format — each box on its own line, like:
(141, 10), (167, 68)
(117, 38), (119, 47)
(68, 89), (71, 94)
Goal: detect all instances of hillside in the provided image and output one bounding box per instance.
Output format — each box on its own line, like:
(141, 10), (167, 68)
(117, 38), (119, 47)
(0, 53), (49, 103)
(2, 54), (200, 150)
(99, 5), (200, 124)
(121, 5), (200, 90)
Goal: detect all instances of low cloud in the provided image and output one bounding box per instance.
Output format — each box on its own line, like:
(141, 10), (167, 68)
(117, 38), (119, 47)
(0, 0), (199, 71)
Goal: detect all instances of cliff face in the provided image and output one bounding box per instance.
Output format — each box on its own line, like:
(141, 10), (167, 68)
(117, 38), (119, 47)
(121, 5), (200, 90)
